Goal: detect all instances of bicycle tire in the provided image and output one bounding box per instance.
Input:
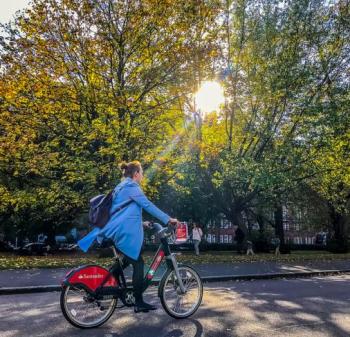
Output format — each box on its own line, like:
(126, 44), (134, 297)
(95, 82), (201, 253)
(60, 284), (117, 329)
(159, 265), (203, 319)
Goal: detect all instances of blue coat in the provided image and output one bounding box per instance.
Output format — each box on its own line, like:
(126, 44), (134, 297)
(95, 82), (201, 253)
(78, 177), (171, 260)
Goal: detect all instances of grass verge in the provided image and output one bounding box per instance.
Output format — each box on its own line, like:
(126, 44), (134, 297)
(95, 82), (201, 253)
(1, 250), (350, 270)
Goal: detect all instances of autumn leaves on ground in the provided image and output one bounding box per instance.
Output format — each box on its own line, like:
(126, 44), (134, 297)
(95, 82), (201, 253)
(2, 250), (350, 270)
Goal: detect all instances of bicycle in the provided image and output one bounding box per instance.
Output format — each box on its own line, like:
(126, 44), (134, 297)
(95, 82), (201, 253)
(60, 222), (203, 328)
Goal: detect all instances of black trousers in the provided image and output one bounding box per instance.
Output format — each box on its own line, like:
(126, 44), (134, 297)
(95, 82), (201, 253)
(122, 254), (144, 302)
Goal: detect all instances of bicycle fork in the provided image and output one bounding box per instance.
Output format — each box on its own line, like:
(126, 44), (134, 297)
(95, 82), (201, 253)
(167, 253), (186, 294)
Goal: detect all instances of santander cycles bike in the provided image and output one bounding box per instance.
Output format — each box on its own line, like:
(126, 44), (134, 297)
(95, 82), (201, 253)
(60, 222), (203, 328)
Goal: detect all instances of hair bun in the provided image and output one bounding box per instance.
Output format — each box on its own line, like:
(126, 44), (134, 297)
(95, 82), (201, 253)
(119, 162), (128, 170)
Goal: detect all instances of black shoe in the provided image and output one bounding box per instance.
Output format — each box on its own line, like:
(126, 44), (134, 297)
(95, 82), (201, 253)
(134, 301), (157, 313)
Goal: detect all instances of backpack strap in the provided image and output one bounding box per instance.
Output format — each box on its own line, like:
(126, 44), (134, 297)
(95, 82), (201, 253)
(110, 198), (133, 217)
(110, 182), (134, 217)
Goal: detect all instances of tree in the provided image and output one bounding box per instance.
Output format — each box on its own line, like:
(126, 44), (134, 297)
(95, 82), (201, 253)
(0, 0), (220, 240)
(166, 0), (350, 248)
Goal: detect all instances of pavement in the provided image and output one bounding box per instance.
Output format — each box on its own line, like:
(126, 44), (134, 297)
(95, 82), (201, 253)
(2, 275), (350, 336)
(1, 259), (350, 294)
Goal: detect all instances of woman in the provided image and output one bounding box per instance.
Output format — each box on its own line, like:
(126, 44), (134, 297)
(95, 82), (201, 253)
(192, 223), (203, 256)
(78, 161), (178, 313)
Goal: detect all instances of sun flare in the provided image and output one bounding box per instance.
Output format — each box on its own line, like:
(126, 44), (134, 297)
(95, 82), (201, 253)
(194, 81), (225, 116)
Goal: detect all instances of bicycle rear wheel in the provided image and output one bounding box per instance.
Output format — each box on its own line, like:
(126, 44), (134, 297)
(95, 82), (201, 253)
(60, 285), (117, 329)
(159, 265), (203, 319)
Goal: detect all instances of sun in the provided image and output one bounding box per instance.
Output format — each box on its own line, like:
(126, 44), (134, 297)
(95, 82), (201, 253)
(194, 81), (225, 116)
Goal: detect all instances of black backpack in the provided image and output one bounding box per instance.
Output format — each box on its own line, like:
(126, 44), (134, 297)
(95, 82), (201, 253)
(88, 188), (133, 228)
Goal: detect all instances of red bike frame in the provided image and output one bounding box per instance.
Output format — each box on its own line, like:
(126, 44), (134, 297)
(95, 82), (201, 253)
(62, 237), (172, 298)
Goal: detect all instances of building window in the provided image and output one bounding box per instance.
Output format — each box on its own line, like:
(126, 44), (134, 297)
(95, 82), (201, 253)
(223, 220), (230, 229)
(228, 235), (232, 243)
(212, 235), (216, 243)
(284, 221), (290, 231)
(224, 235), (228, 243)
(207, 234), (211, 243)
(220, 235), (223, 243)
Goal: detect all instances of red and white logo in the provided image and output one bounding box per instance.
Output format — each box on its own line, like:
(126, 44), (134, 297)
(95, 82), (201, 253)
(78, 274), (104, 279)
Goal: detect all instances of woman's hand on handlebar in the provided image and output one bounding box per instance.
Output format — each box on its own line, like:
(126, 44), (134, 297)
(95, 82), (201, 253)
(167, 218), (179, 226)
(143, 221), (152, 229)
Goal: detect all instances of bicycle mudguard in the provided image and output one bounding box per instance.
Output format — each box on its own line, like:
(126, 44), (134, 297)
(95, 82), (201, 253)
(62, 264), (118, 292)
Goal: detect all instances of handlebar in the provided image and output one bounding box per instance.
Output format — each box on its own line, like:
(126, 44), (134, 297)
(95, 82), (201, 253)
(149, 222), (176, 239)
(150, 222), (163, 232)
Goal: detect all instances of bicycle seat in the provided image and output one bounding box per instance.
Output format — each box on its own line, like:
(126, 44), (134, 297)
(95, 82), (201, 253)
(99, 238), (117, 249)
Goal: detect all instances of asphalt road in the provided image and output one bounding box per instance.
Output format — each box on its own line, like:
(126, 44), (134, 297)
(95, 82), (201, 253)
(1, 275), (350, 337)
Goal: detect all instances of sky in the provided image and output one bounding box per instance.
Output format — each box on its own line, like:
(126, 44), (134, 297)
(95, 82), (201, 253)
(0, 0), (31, 25)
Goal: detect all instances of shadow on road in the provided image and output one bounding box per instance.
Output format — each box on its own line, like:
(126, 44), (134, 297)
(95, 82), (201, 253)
(1, 276), (350, 337)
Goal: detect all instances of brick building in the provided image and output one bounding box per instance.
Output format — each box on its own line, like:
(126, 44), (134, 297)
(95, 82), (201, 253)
(204, 216), (237, 244)
(203, 206), (323, 245)
(282, 206), (319, 244)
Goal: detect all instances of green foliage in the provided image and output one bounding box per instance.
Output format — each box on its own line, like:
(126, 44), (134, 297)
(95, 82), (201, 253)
(0, 0), (220, 239)
(175, 0), (350, 235)
(0, 0), (349, 247)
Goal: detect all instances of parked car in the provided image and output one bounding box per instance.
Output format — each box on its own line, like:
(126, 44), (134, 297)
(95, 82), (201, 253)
(58, 243), (78, 252)
(16, 242), (51, 256)
(0, 241), (15, 252)
(169, 241), (193, 251)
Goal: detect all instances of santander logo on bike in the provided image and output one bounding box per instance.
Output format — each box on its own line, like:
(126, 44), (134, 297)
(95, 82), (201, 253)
(78, 274), (104, 279)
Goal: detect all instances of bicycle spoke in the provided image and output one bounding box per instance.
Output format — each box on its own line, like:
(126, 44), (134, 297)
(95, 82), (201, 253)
(185, 278), (197, 291)
(173, 296), (182, 313)
(162, 266), (202, 318)
(63, 285), (116, 327)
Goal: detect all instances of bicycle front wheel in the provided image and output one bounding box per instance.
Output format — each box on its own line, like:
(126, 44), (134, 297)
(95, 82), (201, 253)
(159, 265), (203, 319)
(60, 285), (117, 329)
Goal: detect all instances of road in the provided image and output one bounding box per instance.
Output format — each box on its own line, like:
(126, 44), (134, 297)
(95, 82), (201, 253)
(1, 275), (350, 337)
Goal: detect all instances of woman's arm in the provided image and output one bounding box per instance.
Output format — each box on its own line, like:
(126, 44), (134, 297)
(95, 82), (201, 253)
(129, 185), (171, 225)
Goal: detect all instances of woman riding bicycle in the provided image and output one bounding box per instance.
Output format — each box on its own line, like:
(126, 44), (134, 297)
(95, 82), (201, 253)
(78, 160), (179, 313)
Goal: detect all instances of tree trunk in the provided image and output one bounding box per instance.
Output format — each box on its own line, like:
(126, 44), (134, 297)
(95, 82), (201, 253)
(232, 208), (247, 236)
(230, 207), (247, 254)
(257, 214), (265, 234)
(45, 223), (57, 247)
(274, 205), (285, 245)
(329, 203), (348, 253)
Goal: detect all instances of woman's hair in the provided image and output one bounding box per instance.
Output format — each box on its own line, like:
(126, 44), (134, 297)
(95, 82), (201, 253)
(119, 160), (142, 178)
